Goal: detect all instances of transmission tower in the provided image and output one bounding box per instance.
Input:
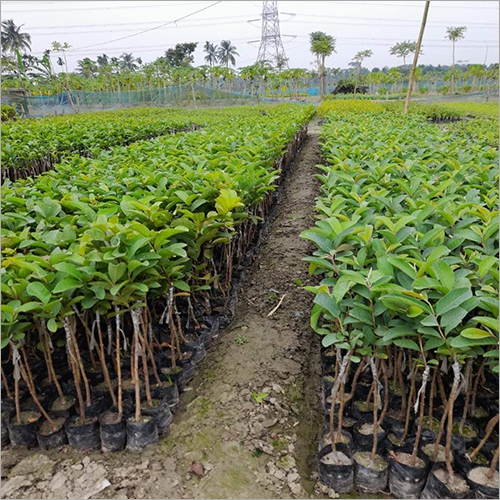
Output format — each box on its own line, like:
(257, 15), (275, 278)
(256, 1), (289, 69)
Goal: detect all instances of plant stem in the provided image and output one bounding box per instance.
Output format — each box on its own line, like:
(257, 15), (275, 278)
(139, 326), (153, 407)
(68, 316), (91, 406)
(469, 414), (499, 460)
(329, 349), (351, 454)
(64, 317), (86, 420)
(396, 349), (407, 419)
(115, 308), (123, 418)
(1, 365), (12, 399)
(96, 312), (117, 407)
(12, 346), (22, 425)
(487, 447), (499, 480)
(459, 358), (473, 435)
(428, 366), (437, 426)
(402, 360), (417, 441)
(344, 357), (366, 403)
(445, 359), (461, 478)
(411, 365), (430, 465)
(17, 354), (56, 427)
(471, 358), (486, 414)
(369, 357), (380, 462)
(131, 309), (142, 422)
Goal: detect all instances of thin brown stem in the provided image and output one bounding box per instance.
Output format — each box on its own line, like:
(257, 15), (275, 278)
(96, 312), (117, 407)
(370, 358), (380, 462)
(471, 358), (486, 413)
(344, 357), (366, 403)
(411, 365), (430, 465)
(18, 355), (56, 427)
(131, 309), (142, 422)
(459, 359), (473, 434)
(115, 309), (123, 418)
(445, 359), (461, 478)
(469, 414), (499, 460)
(1, 365), (12, 399)
(428, 366), (437, 425)
(401, 361), (417, 442)
(487, 447), (499, 480)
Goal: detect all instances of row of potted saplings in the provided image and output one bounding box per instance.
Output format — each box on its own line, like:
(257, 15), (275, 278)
(317, 347), (499, 499)
(1, 305), (220, 452)
(0, 125), (309, 454)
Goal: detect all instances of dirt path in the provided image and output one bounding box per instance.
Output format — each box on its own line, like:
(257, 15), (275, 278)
(1, 121), (325, 500)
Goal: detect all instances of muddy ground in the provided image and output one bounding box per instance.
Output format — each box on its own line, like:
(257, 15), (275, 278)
(1, 121), (340, 500)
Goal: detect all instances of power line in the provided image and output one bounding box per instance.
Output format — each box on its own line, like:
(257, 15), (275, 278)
(25, 12), (499, 32)
(2, 1), (208, 13)
(29, 18), (255, 37)
(27, 13), (255, 31)
(68, 1), (222, 52)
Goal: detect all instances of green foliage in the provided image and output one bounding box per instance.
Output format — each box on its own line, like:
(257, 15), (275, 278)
(1, 104), (17, 121)
(1, 104), (315, 350)
(302, 107), (499, 372)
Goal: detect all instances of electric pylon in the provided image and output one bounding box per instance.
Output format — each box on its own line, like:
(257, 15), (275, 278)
(256, 1), (289, 69)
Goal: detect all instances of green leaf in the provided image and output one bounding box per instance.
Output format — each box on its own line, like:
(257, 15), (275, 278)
(461, 328), (494, 339)
(451, 335), (498, 348)
(393, 338), (420, 351)
(173, 280), (190, 292)
(47, 318), (58, 332)
(478, 256), (498, 278)
(472, 316), (499, 332)
(26, 282), (51, 305)
(53, 278), (81, 294)
(108, 262), (127, 283)
(432, 260), (454, 291)
(435, 288), (472, 316)
(313, 293), (340, 318)
(441, 307), (468, 334)
(53, 262), (83, 280)
(387, 256), (416, 279)
(424, 337), (445, 351)
(17, 302), (42, 313)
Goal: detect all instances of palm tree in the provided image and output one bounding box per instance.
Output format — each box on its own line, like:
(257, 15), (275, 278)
(203, 41), (219, 67)
(96, 54), (109, 67)
(76, 58), (97, 78)
(309, 31), (336, 98)
(1, 19), (31, 54)
(217, 40), (239, 67)
(446, 26), (467, 93)
(120, 52), (139, 71)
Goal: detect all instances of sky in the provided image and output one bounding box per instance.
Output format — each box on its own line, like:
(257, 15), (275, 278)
(2, 1), (499, 71)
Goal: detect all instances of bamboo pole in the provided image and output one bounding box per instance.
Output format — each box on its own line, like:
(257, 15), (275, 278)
(404, 1), (430, 114)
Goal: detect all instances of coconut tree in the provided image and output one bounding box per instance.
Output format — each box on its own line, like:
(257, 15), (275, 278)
(445, 26), (467, 93)
(120, 52), (139, 72)
(217, 40), (239, 68)
(203, 41), (219, 67)
(1, 19), (31, 55)
(309, 31), (336, 99)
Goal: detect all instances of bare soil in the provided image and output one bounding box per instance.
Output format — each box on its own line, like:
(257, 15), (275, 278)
(434, 468), (469, 494)
(422, 443), (446, 463)
(394, 452), (425, 469)
(359, 423), (385, 436)
(49, 396), (75, 412)
(39, 418), (65, 436)
(1, 121), (326, 500)
(320, 451), (352, 466)
(468, 466), (499, 489)
(353, 451), (388, 471)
